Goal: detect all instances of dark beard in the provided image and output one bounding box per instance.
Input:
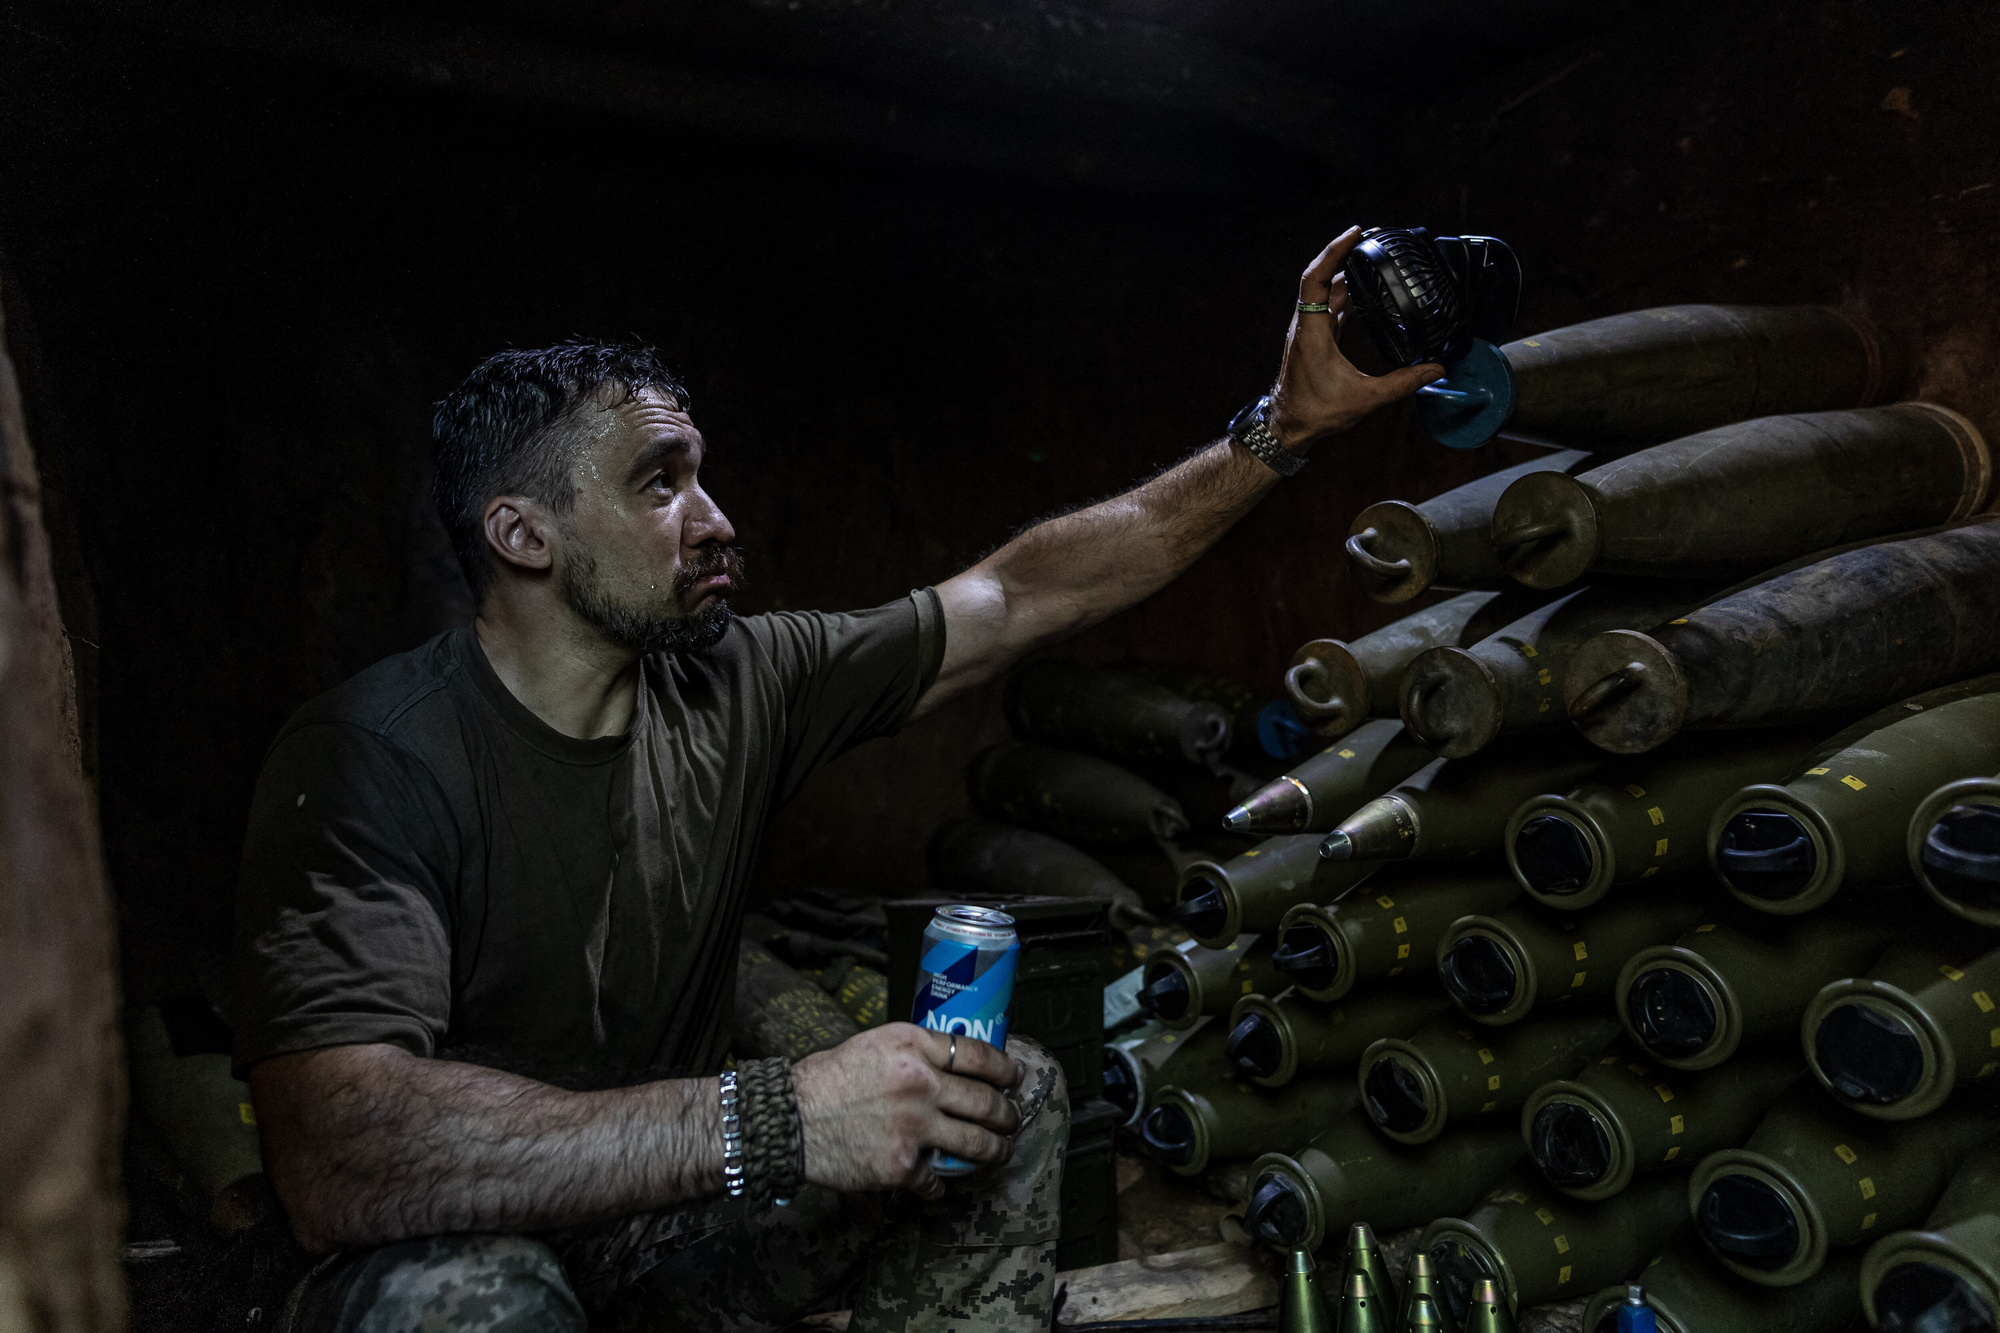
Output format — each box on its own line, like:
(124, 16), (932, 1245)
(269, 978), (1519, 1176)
(560, 543), (744, 657)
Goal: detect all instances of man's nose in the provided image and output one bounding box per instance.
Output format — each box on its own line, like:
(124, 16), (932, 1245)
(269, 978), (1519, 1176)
(685, 488), (736, 549)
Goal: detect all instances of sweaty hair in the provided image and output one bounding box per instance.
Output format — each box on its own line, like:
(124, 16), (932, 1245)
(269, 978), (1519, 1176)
(431, 341), (689, 596)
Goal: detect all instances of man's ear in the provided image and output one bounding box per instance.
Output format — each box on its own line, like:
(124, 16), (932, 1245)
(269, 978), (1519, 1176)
(483, 495), (558, 573)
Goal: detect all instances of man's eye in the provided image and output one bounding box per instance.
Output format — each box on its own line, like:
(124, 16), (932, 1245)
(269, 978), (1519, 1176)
(647, 473), (674, 493)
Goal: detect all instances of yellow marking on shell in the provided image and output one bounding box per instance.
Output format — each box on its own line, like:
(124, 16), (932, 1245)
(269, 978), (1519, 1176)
(1478, 1048), (1495, 1064)
(1974, 991), (1993, 1013)
(1940, 964), (1966, 982)
(1641, 867), (1658, 878)
(1601, 1054), (1619, 1065)
(1807, 767), (1831, 776)
(1664, 1145), (1681, 1160)
(1245, 849), (1262, 858)
(1669, 1114), (1684, 1134)
(1390, 965), (1404, 976)
(1648, 807), (1665, 826)
(1488, 1074), (1502, 1090)
(1841, 775), (1868, 791)
(1339, 749), (1356, 759)
(1377, 895), (1396, 908)
(1393, 917), (1409, 934)
(1499, 1191), (1529, 1205)
(1626, 1062), (1648, 1075)
(1859, 1177), (1876, 1200)
(1519, 644), (1539, 658)
(1990, 1027), (1999, 1048)
(1242, 980), (1254, 993)
(1535, 1208), (1554, 1225)
(239, 1103), (257, 1125)
(1524, 338), (1542, 347)
(1480, 1100), (1497, 1112)
(1862, 1213), (1877, 1230)
(1670, 618), (1689, 625)
(1655, 1084), (1675, 1102)
(1539, 698), (1553, 713)
(1979, 1061), (1998, 1077)
(1573, 941), (1589, 961)
(1571, 971), (1587, 988)
(1625, 784), (1647, 798)
(1695, 923), (1717, 933)
(1559, 1265), (1573, 1284)
(1655, 838), (1669, 856)
(1161, 1034), (1177, 1043)
(1537, 668), (1552, 684)
(1835, 1144), (1858, 1165)
(1554, 1235), (1570, 1254)
(1397, 944), (1411, 960)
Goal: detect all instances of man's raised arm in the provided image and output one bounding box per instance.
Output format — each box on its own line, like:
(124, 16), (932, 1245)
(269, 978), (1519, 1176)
(916, 227), (1441, 720)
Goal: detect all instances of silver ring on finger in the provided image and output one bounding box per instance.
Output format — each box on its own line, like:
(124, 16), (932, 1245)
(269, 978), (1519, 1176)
(1296, 300), (1333, 313)
(947, 1033), (958, 1073)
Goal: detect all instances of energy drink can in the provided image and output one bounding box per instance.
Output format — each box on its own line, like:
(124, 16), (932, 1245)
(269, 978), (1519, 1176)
(911, 904), (1020, 1176)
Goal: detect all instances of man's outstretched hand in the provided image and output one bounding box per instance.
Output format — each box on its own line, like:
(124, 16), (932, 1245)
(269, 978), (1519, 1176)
(792, 1022), (1024, 1199)
(1266, 226), (1447, 451)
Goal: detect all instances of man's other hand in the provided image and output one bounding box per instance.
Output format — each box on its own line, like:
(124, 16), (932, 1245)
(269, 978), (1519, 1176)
(792, 1022), (1024, 1199)
(1266, 226), (1447, 450)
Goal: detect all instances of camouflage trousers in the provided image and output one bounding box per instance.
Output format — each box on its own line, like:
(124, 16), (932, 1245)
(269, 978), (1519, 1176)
(279, 1038), (1067, 1333)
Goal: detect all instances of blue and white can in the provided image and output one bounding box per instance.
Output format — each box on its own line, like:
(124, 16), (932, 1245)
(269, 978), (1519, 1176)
(911, 904), (1020, 1176)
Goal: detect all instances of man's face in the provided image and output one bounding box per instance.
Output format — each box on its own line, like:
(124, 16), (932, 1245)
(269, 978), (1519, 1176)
(554, 387), (742, 656)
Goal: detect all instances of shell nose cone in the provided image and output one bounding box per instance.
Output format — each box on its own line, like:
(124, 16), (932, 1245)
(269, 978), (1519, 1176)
(1515, 814), (1594, 895)
(1274, 924), (1337, 991)
(1247, 1173), (1309, 1249)
(1225, 1012), (1285, 1080)
(1140, 1102), (1197, 1165)
(1814, 1001), (1923, 1104)
(1440, 935), (1518, 1014)
(1696, 1174), (1801, 1271)
(1925, 803), (2000, 916)
(1874, 1261), (1997, 1333)
(1136, 969), (1191, 1021)
(1626, 967), (1718, 1059)
(1319, 830), (1355, 860)
(1528, 1100), (1613, 1188)
(1717, 808), (1816, 899)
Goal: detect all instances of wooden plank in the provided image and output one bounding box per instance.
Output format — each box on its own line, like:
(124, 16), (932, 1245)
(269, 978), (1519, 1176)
(1055, 1242), (1278, 1325)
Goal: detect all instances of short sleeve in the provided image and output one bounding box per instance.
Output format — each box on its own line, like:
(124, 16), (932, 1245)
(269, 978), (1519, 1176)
(231, 722), (458, 1072)
(740, 587), (947, 803)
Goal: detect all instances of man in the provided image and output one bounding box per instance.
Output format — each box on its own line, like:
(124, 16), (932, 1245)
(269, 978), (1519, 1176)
(234, 228), (1441, 1332)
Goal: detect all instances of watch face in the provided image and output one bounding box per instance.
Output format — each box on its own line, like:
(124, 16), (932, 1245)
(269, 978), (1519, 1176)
(1229, 395), (1271, 435)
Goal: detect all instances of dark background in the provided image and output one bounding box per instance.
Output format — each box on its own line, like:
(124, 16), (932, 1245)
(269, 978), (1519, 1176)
(2, 0), (1996, 1010)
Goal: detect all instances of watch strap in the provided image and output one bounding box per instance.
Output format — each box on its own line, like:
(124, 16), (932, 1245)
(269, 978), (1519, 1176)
(1231, 398), (1306, 478)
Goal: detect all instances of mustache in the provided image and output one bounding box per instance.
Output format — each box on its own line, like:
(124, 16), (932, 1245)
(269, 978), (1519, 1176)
(673, 545), (746, 598)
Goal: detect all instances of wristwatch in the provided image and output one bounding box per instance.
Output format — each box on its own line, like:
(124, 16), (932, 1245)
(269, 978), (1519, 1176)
(1228, 395), (1306, 478)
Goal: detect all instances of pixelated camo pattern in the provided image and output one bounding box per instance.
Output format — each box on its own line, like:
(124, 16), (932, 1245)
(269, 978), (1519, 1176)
(283, 1038), (1067, 1333)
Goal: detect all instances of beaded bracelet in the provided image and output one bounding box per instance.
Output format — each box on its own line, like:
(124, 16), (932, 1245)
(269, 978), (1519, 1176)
(718, 1069), (747, 1199)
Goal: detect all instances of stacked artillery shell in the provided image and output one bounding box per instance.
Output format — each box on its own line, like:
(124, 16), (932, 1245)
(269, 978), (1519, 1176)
(1287, 589), (1552, 739)
(127, 1005), (268, 1232)
(1496, 304), (1896, 448)
(966, 741), (1191, 845)
(1122, 661), (1270, 755)
(1580, 1233), (1864, 1333)
(927, 815), (1152, 927)
(1247, 1114), (1525, 1252)
(1860, 1140), (2000, 1332)
(1226, 986), (1453, 1087)
(1489, 403), (1986, 590)
(1802, 937), (2000, 1119)
(1399, 582), (1715, 759)
(1506, 729), (1820, 908)
(1708, 675), (2000, 914)
(1435, 895), (1711, 1027)
(1688, 1089), (1999, 1286)
(1398, 1253), (1455, 1332)
(1005, 658), (1234, 766)
(1103, 1018), (1220, 1127)
(1344, 451), (1592, 605)
(1318, 744), (1603, 864)
(1173, 832), (1381, 945)
(1278, 1248), (1336, 1333)
(734, 940), (860, 1060)
(1613, 911), (1886, 1069)
(1342, 1222), (1399, 1318)
(1138, 934), (1286, 1029)
(1140, 1070), (1359, 1177)
(1225, 718), (1437, 835)
(1417, 1169), (1692, 1319)
(1520, 1044), (1802, 1200)
(1563, 517), (2000, 755)
(1909, 770), (2000, 926)
(1357, 1009), (1618, 1145)
(1276, 865), (1521, 1002)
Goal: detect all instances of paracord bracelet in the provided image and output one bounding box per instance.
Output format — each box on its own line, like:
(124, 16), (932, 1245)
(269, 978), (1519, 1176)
(736, 1056), (804, 1208)
(719, 1069), (746, 1199)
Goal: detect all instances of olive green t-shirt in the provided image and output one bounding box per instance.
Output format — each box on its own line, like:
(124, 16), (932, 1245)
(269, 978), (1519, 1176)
(231, 591), (944, 1090)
